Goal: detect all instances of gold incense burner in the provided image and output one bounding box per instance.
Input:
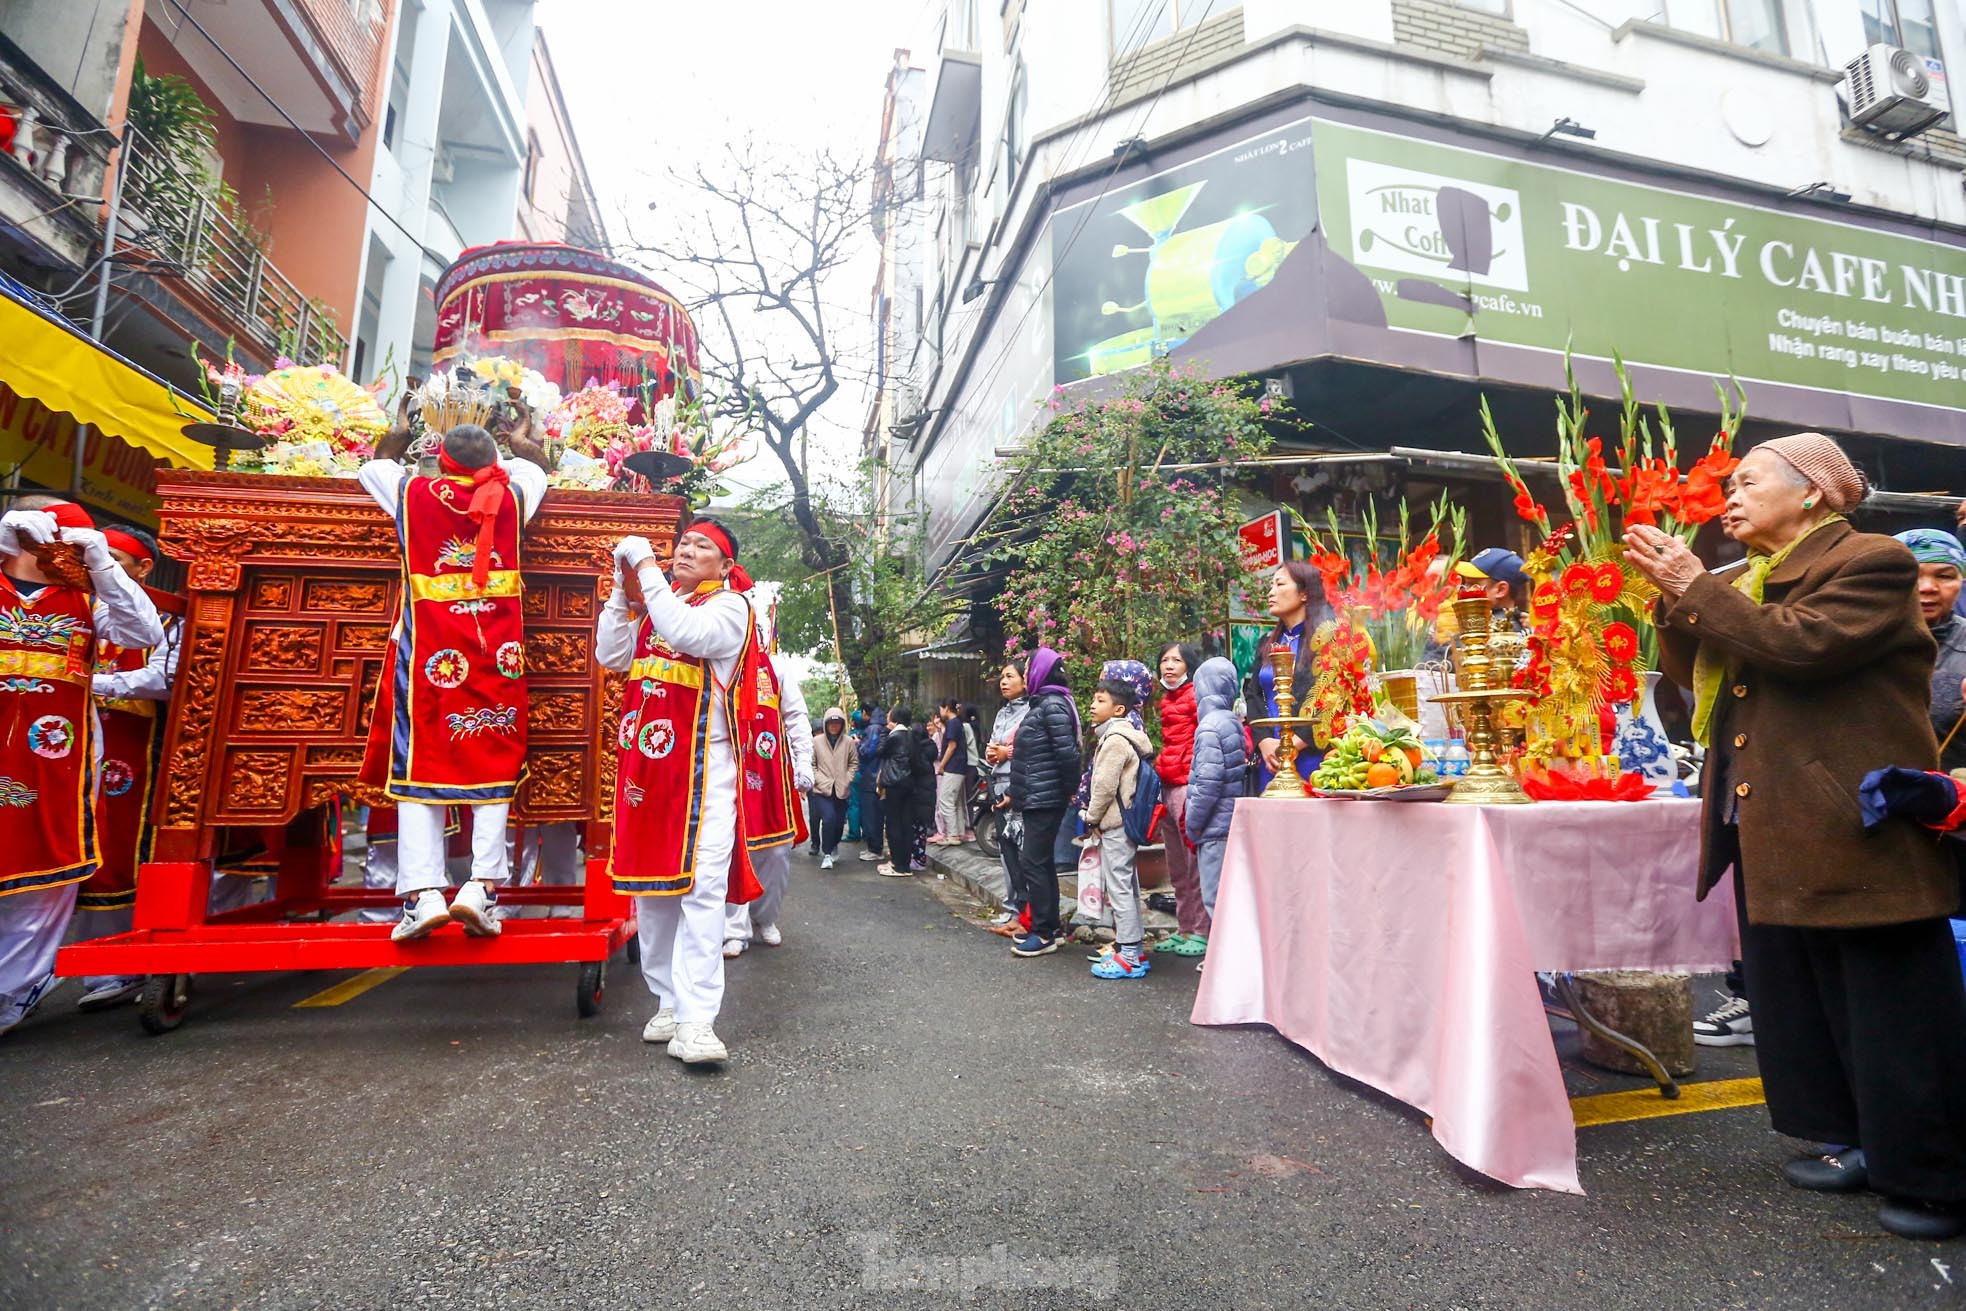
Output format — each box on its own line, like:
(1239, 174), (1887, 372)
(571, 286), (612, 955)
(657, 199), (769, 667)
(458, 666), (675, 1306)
(1429, 596), (1534, 805)
(1248, 645), (1319, 799)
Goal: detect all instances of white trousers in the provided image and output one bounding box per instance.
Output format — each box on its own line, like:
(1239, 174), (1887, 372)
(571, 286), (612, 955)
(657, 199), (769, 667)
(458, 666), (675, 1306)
(360, 826), (400, 924)
(0, 883), (78, 1007)
(724, 843), (790, 944)
(71, 906), (136, 989)
(636, 749), (735, 1024)
(509, 821), (581, 919)
(397, 801), (509, 894)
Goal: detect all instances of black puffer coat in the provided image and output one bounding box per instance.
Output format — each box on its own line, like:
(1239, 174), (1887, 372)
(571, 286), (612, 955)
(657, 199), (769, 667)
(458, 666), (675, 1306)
(1009, 693), (1081, 813)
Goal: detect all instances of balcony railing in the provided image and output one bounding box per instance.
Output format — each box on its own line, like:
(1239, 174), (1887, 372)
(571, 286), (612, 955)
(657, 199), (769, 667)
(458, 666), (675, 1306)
(117, 125), (348, 366)
(0, 32), (113, 266)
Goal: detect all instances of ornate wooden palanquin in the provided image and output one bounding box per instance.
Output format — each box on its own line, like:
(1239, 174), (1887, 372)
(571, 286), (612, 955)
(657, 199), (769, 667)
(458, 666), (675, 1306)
(147, 470), (682, 862)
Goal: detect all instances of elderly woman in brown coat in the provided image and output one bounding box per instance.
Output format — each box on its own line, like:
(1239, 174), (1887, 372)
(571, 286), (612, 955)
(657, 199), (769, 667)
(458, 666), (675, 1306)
(1627, 432), (1966, 1242)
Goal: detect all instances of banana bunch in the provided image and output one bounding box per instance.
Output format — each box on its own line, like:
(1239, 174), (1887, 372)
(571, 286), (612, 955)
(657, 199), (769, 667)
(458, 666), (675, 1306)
(1312, 734), (1375, 791)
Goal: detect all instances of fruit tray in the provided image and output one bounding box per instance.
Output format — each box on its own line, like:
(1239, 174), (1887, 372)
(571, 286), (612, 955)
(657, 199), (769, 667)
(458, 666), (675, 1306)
(1312, 782), (1456, 802)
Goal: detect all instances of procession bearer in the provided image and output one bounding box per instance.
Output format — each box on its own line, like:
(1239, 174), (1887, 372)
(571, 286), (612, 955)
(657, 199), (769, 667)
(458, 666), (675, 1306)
(359, 417), (547, 942)
(72, 526), (181, 1009)
(597, 517), (765, 1065)
(725, 641), (812, 957)
(0, 498), (162, 1035)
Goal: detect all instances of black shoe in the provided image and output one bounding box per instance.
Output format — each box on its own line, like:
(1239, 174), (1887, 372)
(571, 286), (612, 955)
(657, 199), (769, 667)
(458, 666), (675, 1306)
(1783, 1148), (1868, 1193)
(1878, 1197), (1966, 1241)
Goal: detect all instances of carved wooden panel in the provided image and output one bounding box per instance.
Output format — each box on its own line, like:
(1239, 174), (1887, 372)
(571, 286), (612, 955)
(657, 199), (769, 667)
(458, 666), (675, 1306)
(152, 471), (682, 839)
(303, 580), (389, 613)
(525, 630), (589, 675)
(236, 688), (344, 734)
(224, 749), (293, 811)
(244, 625), (324, 674)
(528, 690), (587, 733)
(251, 577), (293, 610)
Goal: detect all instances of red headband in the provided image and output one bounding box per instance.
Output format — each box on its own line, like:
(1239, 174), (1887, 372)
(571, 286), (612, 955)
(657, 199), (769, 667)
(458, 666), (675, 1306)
(47, 501), (94, 530)
(683, 522), (753, 593)
(102, 529), (151, 563)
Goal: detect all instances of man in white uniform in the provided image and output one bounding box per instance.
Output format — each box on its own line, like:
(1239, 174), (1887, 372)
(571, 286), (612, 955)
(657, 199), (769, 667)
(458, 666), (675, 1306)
(725, 649), (813, 956)
(356, 424), (549, 939)
(597, 522), (755, 1064)
(0, 500), (163, 1034)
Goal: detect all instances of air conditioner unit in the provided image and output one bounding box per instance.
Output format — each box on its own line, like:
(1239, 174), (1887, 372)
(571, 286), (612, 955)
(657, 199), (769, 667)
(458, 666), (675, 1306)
(1844, 44), (1947, 138)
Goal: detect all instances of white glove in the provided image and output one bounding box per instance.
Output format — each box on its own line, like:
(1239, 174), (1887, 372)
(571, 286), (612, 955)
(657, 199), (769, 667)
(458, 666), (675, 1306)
(65, 527), (115, 571)
(92, 672), (122, 698)
(615, 535), (655, 571)
(794, 769), (815, 793)
(0, 509), (57, 556)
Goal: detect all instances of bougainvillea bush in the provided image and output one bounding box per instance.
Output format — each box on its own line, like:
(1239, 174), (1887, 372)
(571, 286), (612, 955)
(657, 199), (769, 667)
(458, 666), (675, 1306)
(985, 360), (1277, 678)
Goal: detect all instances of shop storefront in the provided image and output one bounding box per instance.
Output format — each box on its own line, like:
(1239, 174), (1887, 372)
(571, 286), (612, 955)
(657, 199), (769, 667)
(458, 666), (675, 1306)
(0, 283), (214, 528)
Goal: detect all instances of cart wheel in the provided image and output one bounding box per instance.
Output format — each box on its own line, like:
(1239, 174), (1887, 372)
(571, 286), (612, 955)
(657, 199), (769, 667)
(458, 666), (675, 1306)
(625, 933), (640, 966)
(575, 960), (605, 1018)
(137, 974), (192, 1035)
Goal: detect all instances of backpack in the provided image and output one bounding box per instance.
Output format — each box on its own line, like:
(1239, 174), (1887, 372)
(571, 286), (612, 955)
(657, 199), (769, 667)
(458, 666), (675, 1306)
(1120, 745), (1162, 846)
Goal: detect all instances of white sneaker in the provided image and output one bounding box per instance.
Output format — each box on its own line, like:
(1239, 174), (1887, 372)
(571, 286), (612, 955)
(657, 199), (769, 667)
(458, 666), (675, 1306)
(390, 889), (451, 942)
(667, 1020), (728, 1064)
(448, 880), (502, 938)
(642, 1008), (677, 1043)
(820, 854), (836, 870)
(857, 850), (883, 862)
(76, 978), (143, 1011)
(759, 923), (783, 947)
(723, 938), (747, 959)
(1693, 994), (1753, 1047)
(878, 864), (913, 878)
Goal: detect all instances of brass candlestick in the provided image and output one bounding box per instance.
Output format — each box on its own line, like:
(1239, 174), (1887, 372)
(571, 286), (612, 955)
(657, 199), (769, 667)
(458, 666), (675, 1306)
(1248, 644), (1317, 799)
(1429, 595), (1534, 805)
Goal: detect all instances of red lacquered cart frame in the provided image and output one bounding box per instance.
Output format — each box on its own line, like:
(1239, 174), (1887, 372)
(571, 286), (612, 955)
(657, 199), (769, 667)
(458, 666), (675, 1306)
(55, 470), (681, 1031)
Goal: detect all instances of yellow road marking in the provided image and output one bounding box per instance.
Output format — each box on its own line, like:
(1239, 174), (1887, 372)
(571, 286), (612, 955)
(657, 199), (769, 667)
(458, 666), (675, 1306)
(293, 967), (410, 1008)
(1571, 1076), (1765, 1127)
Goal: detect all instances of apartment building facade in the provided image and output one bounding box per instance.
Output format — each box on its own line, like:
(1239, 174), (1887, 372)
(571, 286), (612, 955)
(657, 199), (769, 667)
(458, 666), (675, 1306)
(874, 0), (1966, 595)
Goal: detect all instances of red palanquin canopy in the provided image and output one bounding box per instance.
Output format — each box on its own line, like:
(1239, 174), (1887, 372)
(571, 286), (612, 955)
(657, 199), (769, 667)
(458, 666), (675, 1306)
(430, 242), (701, 400)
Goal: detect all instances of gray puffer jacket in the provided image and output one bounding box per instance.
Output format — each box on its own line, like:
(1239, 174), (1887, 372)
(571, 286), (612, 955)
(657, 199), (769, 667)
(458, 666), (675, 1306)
(1183, 657), (1247, 843)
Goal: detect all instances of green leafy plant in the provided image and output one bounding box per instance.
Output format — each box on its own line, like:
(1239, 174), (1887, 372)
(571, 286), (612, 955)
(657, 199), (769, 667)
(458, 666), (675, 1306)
(983, 359), (1279, 681)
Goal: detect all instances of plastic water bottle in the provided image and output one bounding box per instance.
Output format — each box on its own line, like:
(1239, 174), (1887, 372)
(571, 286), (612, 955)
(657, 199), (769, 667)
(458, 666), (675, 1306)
(1422, 738), (1449, 774)
(1443, 737), (1470, 778)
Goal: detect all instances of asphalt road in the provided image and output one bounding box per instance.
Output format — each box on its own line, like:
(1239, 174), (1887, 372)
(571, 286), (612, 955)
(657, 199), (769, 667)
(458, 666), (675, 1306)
(1, 846), (1959, 1310)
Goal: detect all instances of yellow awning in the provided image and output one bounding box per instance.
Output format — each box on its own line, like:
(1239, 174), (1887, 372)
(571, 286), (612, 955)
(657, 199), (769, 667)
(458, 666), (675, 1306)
(0, 290), (214, 472)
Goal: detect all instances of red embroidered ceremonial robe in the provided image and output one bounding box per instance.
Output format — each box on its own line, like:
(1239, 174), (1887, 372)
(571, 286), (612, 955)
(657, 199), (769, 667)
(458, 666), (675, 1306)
(363, 473), (530, 803)
(608, 584), (761, 903)
(77, 627), (171, 912)
(0, 575), (98, 896)
(742, 656), (805, 853)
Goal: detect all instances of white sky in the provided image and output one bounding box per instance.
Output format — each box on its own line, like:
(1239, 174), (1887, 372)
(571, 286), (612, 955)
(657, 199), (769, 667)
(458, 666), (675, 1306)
(537, 0), (933, 674)
(536, 0), (931, 502)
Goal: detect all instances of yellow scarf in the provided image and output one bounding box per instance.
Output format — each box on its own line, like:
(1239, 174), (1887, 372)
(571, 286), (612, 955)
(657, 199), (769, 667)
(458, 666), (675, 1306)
(1690, 515), (1844, 746)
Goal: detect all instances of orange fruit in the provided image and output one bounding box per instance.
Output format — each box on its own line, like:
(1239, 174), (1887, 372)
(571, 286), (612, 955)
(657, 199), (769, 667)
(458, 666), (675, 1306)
(1365, 762), (1401, 789)
(1401, 745), (1423, 770)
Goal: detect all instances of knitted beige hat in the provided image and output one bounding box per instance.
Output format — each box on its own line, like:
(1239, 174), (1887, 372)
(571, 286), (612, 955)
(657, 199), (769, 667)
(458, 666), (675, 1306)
(1757, 432), (1869, 510)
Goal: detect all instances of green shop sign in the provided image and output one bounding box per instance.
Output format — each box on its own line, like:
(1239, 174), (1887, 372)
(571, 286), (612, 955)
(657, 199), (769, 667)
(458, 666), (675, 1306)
(1312, 117), (1966, 431)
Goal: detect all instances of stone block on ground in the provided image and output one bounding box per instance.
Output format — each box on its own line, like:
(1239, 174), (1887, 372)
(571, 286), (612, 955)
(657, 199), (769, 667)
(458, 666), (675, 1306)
(1574, 969), (1697, 1078)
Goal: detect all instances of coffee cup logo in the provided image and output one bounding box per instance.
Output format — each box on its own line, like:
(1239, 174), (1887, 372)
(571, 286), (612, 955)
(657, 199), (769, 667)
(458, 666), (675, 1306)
(1346, 159), (1528, 291)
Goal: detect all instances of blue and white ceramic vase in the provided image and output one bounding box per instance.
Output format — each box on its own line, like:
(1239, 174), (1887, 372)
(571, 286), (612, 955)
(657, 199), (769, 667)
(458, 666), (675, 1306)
(1614, 669), (1676, 796)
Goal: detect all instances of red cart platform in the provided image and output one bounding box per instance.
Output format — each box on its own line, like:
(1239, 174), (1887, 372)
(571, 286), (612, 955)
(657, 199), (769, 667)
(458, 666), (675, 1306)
(55, 470), (681, 1032)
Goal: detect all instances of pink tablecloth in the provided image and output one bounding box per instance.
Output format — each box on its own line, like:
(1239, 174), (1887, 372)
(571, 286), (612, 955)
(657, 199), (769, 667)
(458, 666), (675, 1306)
(1190, 797), (1737, 1194)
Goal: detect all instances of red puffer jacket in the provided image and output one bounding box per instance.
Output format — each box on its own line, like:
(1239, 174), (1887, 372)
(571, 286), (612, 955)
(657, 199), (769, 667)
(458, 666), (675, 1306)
(1155, 679), (1197, 787)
